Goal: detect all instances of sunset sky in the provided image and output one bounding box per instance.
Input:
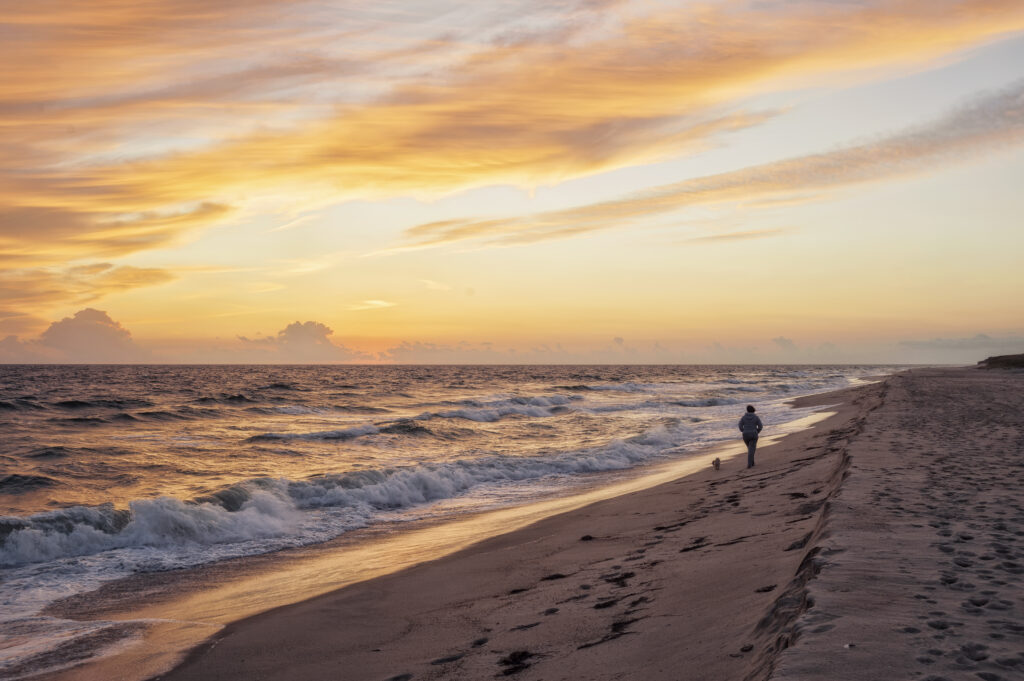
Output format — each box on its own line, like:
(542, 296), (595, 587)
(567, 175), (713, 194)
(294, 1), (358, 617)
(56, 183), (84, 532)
(2, 0), (1023, 363)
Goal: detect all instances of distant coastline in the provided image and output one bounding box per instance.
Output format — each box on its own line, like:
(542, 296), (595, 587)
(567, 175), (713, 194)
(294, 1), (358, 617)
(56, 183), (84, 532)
(979, 353), (1024, 369)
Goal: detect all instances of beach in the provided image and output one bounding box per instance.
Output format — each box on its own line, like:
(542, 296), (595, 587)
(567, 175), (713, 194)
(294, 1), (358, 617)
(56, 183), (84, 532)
(8, 366), (1018, 681)
(8, 1), (1024, 677)
(3, 365), (881, 680)
(144, 366), (1022, 680)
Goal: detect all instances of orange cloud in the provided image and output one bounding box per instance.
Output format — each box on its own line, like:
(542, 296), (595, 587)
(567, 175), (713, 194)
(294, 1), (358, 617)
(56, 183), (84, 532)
(0, 264), (175, 333)
(400, 80), (1024, 247)
(2, 0), (1023, 270)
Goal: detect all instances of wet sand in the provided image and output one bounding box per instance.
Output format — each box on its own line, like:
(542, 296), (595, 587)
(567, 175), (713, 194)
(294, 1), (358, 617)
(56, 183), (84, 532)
(154, 367), (1022, 680)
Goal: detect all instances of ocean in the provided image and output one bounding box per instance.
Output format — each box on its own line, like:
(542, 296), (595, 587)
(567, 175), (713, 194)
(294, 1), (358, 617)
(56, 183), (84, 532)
(0, 364), (890, 678)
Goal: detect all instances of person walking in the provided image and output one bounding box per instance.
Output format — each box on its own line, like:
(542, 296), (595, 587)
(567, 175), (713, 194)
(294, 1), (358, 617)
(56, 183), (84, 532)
(738, 405), (763, 468)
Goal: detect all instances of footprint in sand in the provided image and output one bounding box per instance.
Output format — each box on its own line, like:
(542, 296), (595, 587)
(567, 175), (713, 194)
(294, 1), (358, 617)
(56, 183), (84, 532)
(497, 650), (534, 675)
(601, 571), (635, 588)
(576, 618), (642, 650)
(540, 573), (569, 581)
(958, 642), (989, 662)
(679, 537), (709, 553)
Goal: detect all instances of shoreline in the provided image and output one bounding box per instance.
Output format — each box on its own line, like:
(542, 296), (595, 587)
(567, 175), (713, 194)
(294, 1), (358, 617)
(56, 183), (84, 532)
(21, 382), (857, 681)
(35, 404), (836, 681)
(149, 379), (883, 681)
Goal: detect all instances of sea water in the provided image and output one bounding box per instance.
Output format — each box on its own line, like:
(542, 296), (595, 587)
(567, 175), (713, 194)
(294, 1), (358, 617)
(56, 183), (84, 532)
(0, 364), (891, 678)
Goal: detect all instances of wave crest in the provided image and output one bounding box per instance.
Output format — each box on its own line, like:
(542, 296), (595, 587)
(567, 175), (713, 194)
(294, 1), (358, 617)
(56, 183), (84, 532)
(0, 433), (673, 568)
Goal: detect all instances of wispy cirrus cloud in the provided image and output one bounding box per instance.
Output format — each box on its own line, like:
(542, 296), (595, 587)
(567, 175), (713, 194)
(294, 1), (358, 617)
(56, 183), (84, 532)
(419, 279), (452, 291)
(348, 300), (397, 311)
(4, 0), (1024, 271)
(0, 263), (175, 330)
(0, 202), (232, 267)
(399, 80), (1024, 249)
(0, 264), (175, 336)
(684, 228), (793, 244)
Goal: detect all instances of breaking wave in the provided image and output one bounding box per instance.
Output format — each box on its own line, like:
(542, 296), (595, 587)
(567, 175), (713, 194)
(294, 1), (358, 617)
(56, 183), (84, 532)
(0, 494), (298, 568)
(418, 395), (575, 423)
(0, 431), (677, 569)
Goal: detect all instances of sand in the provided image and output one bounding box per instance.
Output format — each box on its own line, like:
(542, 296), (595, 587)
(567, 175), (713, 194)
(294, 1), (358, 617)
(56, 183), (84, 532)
(154, 367), (1023, 681)
(774, 368), (1024, 681)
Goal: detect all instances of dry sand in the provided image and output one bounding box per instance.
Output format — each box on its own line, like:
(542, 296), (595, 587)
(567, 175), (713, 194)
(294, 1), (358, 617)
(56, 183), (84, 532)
(155, 368), (1023, 681)
(774, 368), (1024, 681)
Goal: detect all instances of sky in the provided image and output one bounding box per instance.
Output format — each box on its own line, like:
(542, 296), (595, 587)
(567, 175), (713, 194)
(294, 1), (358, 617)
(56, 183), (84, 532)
(2, 0), (1023, 364)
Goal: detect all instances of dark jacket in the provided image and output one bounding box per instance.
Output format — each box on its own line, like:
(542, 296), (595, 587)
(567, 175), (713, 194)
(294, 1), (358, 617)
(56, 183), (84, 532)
(738, 413), (763, 437)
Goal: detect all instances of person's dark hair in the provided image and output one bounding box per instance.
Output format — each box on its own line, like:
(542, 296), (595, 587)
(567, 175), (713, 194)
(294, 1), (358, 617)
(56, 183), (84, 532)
(746, 405), (755, 413)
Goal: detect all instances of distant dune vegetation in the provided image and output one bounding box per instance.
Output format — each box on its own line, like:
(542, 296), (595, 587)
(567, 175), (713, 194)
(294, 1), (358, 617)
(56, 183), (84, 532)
(979, 353), (1024, 368)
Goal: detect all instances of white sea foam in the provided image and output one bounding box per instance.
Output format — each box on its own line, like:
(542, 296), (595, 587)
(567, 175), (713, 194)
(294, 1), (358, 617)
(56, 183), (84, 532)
(671, 397), (742, 407)
(0, 492), (300, 568)
(414, 394), (575, 422)
(0, 416), (701, 571)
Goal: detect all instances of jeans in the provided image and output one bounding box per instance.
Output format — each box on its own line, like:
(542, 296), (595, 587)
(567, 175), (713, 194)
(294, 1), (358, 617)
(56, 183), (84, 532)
(743, 434), (758, 468)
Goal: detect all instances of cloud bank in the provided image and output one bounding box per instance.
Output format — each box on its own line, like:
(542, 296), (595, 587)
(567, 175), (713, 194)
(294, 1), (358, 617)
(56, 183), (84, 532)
(1, 312), (370, 364)
(2, 308), (1019, 364)
(4, 0), (1023, 269)
(400, 80), (1024, 248)
(895, 333), (1024, 364)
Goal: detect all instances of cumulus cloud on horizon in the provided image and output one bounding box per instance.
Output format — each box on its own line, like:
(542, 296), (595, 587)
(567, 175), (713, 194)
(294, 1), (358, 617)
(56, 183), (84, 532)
(0, 311), (371, 364)
(237, 321), (369, 363)
(771, 336), (798, 352)
(2, 308), (1020, 365)
(0, 308), (149, 363)
(899, 333), (1024, 352)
